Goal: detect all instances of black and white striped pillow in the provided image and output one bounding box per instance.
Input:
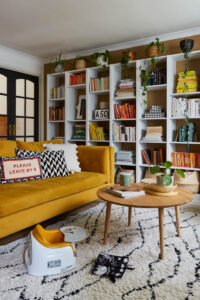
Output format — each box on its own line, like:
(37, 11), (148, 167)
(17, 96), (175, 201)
(16, 149), (69, 178)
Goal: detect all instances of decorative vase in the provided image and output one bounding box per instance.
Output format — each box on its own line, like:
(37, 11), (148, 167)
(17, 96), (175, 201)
(75, 59), (86, 70)
(55, 64), (64, 73)
(180, 39), (194, 53)
(128, 51), (135, 61)
(147, 46), (159, 58)
(97, 56), (108, 67)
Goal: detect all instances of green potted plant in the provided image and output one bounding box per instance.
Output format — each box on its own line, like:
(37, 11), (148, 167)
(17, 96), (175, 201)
(54, 50), (64, 73)
(91, 50), (111, 68)
(150, 161), (185, 186)
(145, 38), (167, 58)
(120, 50), (136, 70)
(74, 56), (88, 69)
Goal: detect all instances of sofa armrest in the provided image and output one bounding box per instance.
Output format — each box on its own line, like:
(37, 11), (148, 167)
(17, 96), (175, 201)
(77, 146), (114, 184)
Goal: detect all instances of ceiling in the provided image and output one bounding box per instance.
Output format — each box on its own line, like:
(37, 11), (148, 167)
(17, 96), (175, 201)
(0, 0), (200, 58)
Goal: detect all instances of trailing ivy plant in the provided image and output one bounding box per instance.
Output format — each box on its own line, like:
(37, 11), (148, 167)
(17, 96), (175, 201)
(120, 50), (131, 70)
(139, 57), (157, 104)
(150, 161), (185, 186)
(145, 37), (167, 54)
(91, 50), (111, 69)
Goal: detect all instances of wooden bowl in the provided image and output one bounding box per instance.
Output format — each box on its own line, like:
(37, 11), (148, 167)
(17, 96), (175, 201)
(144, 183), (177, 193)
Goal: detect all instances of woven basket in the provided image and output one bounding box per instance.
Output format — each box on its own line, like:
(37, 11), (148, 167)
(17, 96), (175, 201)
(75, 59), (86, 70)
(174, 170), (200, 193)
(147, 46), (159, 58)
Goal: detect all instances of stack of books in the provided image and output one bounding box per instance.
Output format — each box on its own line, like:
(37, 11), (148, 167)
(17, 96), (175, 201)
(106, 187), (145, 198)
(171, 152), (200, 168)
(175, 123), (197, 142)
(141, 126), (164, 143)
(113, 124), (136, 142)
(90, 77), (109, 92)
(144, 105), (165, 118)
(115, 79), (136, 98)
(115, 150), (136, 164)
(176, 71), (198, 93)
(50, 85), (65, 99)
(114, 103), (136, 119)
(49, 106), (64, 121)
(141, 148), (165, 165)
(72, 124), (85, 140)
(89, 124), (108, 141)
(171, 97), (200, 117)
(69, 72), (86, 85)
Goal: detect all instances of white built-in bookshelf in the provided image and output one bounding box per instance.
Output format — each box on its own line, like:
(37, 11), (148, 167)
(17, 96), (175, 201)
(47, 50), (200, 182)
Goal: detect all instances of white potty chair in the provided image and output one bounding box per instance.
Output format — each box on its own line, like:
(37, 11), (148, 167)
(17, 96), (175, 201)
(25, 224), (76, 276)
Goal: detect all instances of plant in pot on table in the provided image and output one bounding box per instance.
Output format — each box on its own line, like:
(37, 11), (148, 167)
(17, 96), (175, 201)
(150, 161), (185, 186)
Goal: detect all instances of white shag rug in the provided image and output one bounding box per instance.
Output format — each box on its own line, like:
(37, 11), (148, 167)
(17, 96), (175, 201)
(1, 196), (200, 300)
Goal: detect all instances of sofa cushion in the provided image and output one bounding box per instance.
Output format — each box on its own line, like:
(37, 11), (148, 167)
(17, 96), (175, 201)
(16, 139), (62, 152)
(0, 141), (17, 157)
(0, 172), (107, 217)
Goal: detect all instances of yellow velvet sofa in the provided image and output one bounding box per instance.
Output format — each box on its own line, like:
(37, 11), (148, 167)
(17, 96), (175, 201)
(0, 140), (114, 238)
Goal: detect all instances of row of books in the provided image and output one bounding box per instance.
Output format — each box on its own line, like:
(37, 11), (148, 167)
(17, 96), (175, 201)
(69, 72), (86, 85)
(175, 123), (197, 142)
(176, 71), (198, 93)
(141, 148), (165, 165)
(90, 77), (109, 92)
(89, 124), (109, 141)
(115, 79), (136, 98)
(72, 124), (85, 140)
(143, 105), (165, 118)
(171, 152), (200, 168)
(171, 97), (200, 118)
(141, 68), (166, 86)
(0, 116), (7, 137)
(49, 106), (64, 121)
(114, 103), (136, 119)
(50, 85), (65, 99)
(113, 124), (136, 142)
(115, 150), (136, 164)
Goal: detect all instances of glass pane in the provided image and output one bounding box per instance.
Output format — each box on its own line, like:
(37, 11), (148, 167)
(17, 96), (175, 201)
(16, 118), (24, 135)
(16, 137), (24, 141)
(0, 95), (7, 115)
(0, 116), (7, 136)
(16, 98), (24, 116)
(26, 80), (34, 98)
(16, 79), (25, 97)
(26, 118), (34, 135)
(0, 74), (7, 94)
(26, 100), (34, 117)
(26, 137), (34, 142)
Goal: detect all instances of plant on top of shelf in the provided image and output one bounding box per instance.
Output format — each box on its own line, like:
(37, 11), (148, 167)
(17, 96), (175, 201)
(145, 38), (167, 58)
(180, 38), (194, 74)
(91, 50), (111, 69)
(74, 56), (88, 70)
(120, 49), (135, 70)
(53, 50), (64, 73)
(150, 161), (185, 186)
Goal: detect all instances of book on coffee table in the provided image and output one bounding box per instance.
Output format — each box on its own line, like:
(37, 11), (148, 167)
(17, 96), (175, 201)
(106, 187), (145, 198)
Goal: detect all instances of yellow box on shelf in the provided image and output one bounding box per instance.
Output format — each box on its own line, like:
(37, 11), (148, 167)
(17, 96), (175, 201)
(179, 70), (197, 78)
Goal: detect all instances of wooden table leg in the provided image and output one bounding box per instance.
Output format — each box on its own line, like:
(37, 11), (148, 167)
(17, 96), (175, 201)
(175, 206), (181, 237)
(158, 207), (164, 260)
(128, 207), (132, 226)
(103, 202), (112, 245)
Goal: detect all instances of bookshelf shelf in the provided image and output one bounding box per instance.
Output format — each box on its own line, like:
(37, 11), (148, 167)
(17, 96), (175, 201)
(171, 92), (200, 97)
(171, 166), (200, 171)
(46, 50), (200, 184)
(89, 90), (109, 94)
(140, 164), (165, 169)
(146, 84), (167, 91)
(68, 84), (86, 89)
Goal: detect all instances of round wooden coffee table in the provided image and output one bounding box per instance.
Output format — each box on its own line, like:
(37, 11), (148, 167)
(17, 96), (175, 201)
(97, 186), (193, 260)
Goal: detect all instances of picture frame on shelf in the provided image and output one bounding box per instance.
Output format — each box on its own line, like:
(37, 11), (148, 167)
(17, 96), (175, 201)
(76, 95), (86, 120)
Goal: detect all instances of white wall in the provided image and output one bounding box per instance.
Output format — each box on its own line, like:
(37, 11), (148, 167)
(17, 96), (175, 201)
(0, 45), (44, 139)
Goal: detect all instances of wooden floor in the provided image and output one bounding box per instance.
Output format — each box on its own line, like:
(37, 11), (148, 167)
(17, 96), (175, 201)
(0, 199), (102, 246)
